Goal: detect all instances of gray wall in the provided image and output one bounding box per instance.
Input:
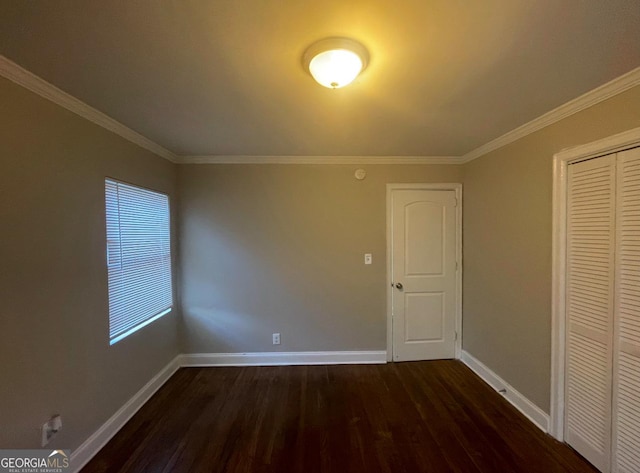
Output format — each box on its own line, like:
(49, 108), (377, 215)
(0, 77), (179, 451)
(178, 164), (462, 353)
(462, 84), (640, 413)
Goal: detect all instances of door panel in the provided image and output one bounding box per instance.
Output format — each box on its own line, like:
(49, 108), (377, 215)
(391, 189), (457, 361)
(405, 292), (445, 341)
(612, 147), (640, 473)
(565, 154), (616, 473)
(405, 202), (444, 275)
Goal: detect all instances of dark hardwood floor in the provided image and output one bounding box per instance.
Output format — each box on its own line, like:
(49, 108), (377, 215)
(83, 361), (598, 473)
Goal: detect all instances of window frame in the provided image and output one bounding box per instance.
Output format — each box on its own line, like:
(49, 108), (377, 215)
(104, 178), (173, 345)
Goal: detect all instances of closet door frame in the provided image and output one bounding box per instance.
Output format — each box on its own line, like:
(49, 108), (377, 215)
(551, 126), (640, 441)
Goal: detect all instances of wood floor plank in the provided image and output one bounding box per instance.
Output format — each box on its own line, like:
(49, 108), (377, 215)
(82, 361), (599, 473)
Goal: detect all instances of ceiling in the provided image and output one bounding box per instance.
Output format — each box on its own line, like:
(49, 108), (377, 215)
(1, 1), (639, 158)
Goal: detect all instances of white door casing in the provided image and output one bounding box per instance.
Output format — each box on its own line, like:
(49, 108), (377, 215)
(551, 128), (640, 473)
(387, 184), (461, 362)
(551, 127), (640, 441)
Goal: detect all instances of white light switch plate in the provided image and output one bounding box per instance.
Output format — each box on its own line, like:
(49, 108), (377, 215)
(364, 253), (372, 265)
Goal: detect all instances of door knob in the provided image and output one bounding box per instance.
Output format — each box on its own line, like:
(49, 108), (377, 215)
(395, 282), (403, 290)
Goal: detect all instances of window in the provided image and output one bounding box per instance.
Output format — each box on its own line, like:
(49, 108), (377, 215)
(105, 179), (172, 345)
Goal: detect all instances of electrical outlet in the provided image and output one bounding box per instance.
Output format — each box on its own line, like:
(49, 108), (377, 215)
(272, 333), (281, 345)
(41, 415), (62, 447)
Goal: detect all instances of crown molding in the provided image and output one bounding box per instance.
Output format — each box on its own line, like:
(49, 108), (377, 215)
(177, 155), (464, 165)
(0, 55), (178, 163)
(5, 52), (637, 167)
(461, 66), (640, 163)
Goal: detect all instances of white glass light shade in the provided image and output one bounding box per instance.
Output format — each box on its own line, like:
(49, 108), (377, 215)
(309, 49), (363, 89)
(303, 38), (369, 89)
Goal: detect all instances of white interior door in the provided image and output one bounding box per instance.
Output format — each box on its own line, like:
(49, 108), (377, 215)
(612, 147), (640, 473)
(565, 154), (616, 473)
(390, 189), (457, 361)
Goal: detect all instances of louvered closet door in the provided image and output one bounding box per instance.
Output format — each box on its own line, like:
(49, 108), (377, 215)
(612, 147), (640, 473)
(566, 154), (616, 473)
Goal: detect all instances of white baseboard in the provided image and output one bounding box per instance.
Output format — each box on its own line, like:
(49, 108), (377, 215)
(179, 350), (388, 367)
(460, 350), (550, 433)
(70, 355), (181, 473)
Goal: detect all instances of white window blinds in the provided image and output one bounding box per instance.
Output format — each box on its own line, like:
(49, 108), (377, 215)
(105, 179), (173, 345)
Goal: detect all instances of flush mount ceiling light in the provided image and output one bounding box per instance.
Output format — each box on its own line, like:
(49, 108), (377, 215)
(303, 37), (369, 89)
